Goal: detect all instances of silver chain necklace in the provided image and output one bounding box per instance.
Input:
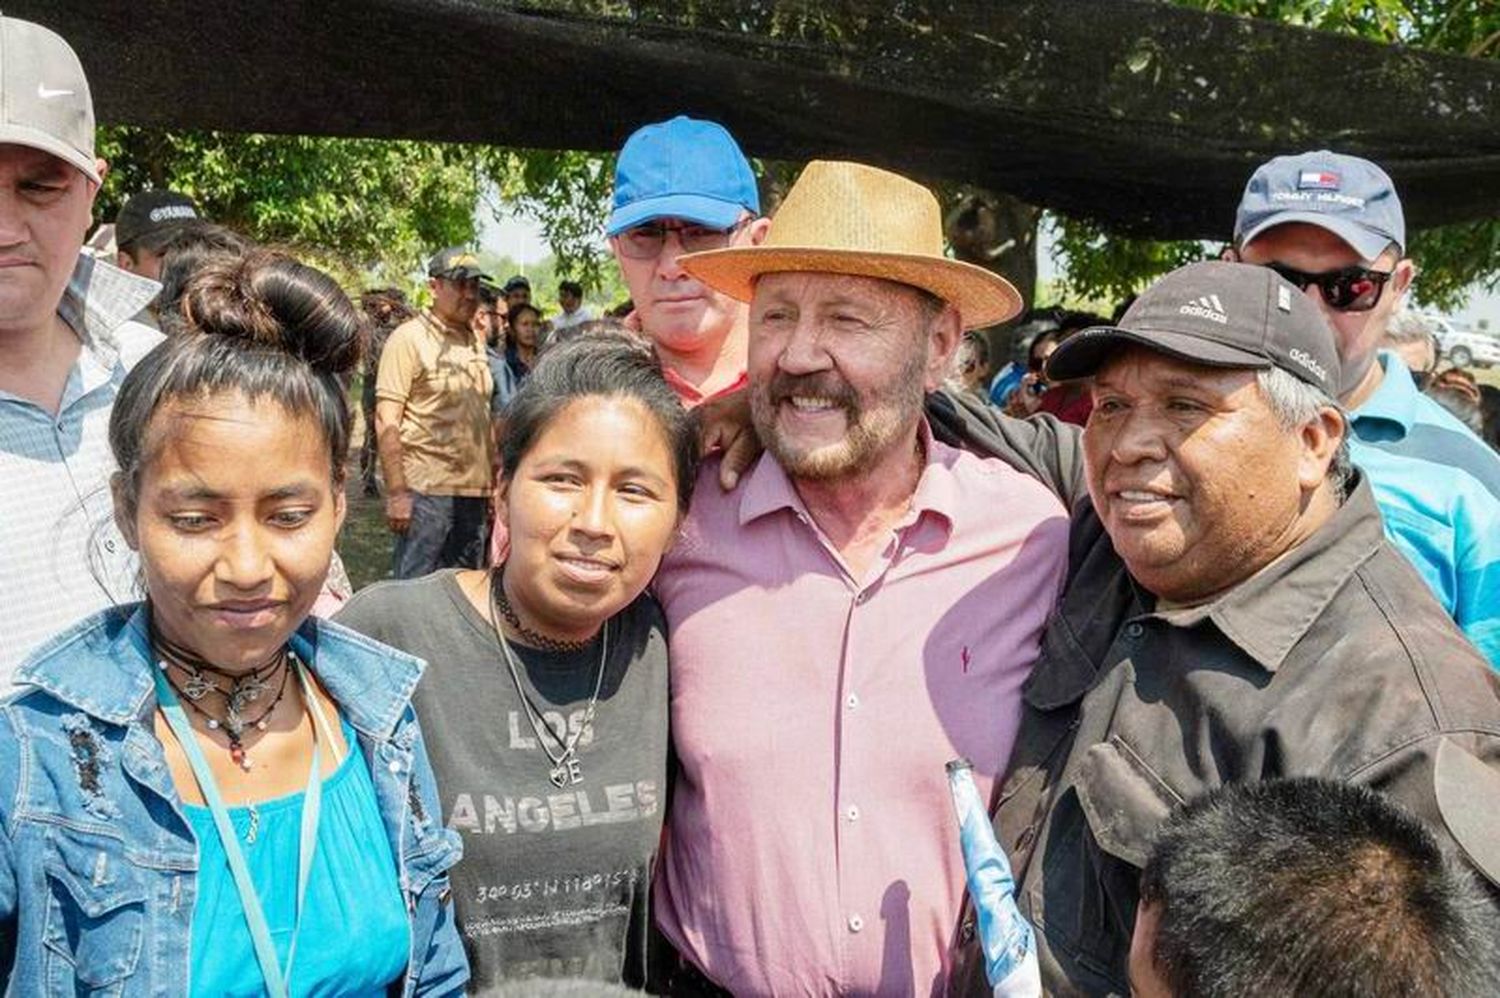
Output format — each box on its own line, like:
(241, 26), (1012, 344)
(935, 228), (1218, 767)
(488, 571), (608, 789)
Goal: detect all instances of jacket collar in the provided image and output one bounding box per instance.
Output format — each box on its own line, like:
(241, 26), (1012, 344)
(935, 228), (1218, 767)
(15, 604), (426, 738)
(1153, 472), (1385, 672)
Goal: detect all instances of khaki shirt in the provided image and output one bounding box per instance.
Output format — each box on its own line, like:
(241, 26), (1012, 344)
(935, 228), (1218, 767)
(376, 311), (493, 496)
(927, 391), (1500, 997)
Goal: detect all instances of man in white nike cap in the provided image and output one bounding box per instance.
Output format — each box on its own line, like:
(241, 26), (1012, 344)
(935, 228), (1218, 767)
(0, 15), (161, 680)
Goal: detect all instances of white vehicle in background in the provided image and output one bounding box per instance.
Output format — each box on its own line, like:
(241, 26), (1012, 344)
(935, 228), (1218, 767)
(1439, 327), (1500, 369)
(1412, 312), (1500, 369)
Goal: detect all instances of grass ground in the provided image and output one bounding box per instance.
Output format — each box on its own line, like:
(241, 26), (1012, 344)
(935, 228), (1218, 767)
(338, 380), (398, 591)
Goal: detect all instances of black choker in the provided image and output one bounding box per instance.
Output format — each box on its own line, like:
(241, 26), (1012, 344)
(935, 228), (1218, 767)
(151, 625), (292, 771)
(491, 567), (596, 653)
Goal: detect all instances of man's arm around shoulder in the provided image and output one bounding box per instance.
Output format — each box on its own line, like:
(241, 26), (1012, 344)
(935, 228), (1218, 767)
(926, 388), (1088, 507)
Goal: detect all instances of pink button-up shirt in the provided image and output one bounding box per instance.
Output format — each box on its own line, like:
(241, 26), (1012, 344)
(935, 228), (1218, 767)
(654, 429), (1069, 996)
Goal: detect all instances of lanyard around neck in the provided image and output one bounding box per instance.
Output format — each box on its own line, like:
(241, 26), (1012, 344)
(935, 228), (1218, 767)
(155, 656), (334, 998)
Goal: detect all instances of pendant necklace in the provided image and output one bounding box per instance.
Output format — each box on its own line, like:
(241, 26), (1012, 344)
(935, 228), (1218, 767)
(154, 630), (294, 772)
(488, 567), (607, 788)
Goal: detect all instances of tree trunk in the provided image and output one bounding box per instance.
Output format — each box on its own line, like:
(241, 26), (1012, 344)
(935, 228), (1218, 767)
(944, 188), (1042, 365)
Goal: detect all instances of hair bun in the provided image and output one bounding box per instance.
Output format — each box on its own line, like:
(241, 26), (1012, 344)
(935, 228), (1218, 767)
(179, 249), (362, 378)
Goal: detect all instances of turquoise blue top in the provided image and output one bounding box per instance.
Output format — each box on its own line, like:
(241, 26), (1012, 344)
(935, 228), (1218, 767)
(184, 719), (411, 997)
(1348, 353), (1500, 668)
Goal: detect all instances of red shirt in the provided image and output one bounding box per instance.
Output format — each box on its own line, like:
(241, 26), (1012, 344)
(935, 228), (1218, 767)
(1037, 385), (1094, 426)
(662, 364), (749, 408)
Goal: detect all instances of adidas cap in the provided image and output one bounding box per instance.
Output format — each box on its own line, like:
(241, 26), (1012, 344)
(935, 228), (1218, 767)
(0, 16), (98, 182)
(1046, 260), (1341, 395)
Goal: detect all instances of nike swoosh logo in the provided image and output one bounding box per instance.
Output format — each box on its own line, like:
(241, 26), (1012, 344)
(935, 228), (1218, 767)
(37, 85), (75, 99)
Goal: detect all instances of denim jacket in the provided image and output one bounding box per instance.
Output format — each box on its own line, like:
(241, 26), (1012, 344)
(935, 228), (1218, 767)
(0, 605), (469, 996)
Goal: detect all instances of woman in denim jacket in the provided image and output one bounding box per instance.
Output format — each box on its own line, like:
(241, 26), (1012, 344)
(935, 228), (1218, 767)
(0, 251), (467, 996)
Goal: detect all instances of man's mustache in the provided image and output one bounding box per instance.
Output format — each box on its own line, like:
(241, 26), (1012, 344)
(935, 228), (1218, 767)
(766, 372), (857, 409)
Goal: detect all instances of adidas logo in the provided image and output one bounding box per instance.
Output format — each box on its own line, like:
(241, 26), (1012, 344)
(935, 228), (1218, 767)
(1288, 347), (1329, 383)
(1178, 295), (1228, 324)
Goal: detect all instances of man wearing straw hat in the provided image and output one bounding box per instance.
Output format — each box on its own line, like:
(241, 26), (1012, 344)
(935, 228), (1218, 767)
(649, 161), (1071, 994)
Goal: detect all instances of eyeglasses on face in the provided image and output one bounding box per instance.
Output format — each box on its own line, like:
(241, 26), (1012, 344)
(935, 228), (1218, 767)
(1262, 262), (1392, 312)
(615, 219), (748, 260)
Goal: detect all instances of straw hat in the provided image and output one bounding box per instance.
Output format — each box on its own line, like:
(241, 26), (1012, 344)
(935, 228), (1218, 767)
(679, 161), (1023, 330)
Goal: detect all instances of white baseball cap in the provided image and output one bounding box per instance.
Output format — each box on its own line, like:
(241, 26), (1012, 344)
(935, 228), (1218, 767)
(0, 16), (98, 182)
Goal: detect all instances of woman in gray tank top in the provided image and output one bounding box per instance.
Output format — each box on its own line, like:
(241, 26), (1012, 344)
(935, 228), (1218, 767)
(338, 332), (698, 991)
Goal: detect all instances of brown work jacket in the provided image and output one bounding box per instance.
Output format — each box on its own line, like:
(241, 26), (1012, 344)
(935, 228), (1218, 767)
(928, 392), (1500, 997)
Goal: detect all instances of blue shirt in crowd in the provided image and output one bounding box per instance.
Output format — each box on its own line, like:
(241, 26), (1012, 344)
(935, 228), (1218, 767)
(1348, 353), (1500, 668)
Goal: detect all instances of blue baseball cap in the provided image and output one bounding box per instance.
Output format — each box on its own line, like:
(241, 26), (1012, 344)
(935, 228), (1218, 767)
(607, 116), (759, 236)
(1234, 150), (1406, 263)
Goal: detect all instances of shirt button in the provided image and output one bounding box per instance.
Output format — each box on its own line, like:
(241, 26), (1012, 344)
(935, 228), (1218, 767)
(387, 759), (403, 774)
(103, 539), (116, 553)
(845, 693), (860, 710)
(854, 592), (869, 605)
(845, 805), (860, 821)
(847, 914), (864, 933)
(1125, 622), (1145, 639)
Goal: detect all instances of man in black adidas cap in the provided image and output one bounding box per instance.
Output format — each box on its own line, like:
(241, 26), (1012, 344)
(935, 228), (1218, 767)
(930, 260), (1500, 996)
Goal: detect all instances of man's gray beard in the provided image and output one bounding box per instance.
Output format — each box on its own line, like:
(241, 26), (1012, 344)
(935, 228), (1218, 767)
(752, 366), (927, 483)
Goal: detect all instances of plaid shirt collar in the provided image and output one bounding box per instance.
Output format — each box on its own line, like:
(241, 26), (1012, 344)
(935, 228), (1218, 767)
(56, 253), (160, 368)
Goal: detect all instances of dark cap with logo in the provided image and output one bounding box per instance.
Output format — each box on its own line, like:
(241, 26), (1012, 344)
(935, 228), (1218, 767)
(1046, 260), (1341, 395)
(115, 190), (201, 250)
(1234, 150), (1405, 263)
(427, 247), (489, 281)
(502, 274), (531, 293)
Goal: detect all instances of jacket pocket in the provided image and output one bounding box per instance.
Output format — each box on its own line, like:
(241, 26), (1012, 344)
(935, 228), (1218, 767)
(1033, 737), (1181, 991)
(1074, 736), (1183, 868)
(42, 830), (148, 990)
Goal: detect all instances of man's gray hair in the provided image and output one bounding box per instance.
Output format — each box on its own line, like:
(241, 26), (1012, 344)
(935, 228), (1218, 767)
(1383, 309), (1433, 344)
(1255, 366), (1353, 502)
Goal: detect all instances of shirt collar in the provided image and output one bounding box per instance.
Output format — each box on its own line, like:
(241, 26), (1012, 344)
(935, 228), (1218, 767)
(421, 308), (475, 341)
(1350, 352), (1420, 438)
(15, 604), (426, 737)
(736, 420), (958, 534)
(56, 253), (160, 368)
(663, 365), (749, 408)
(1151, 472), (1386, 672)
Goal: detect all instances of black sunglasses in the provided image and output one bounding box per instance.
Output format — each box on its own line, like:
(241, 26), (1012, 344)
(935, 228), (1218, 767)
(1262, 262), (1392, 313)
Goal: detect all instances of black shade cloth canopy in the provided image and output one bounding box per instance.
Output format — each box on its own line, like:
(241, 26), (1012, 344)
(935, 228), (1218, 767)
(16, 0), (1500, 239)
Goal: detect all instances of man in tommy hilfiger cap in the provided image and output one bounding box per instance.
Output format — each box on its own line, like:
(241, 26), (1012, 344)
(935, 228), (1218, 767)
(927, 260), (1500, 995)
(607, 116), (770, 406)
(373, 246), (494, 577)
(1231, 150), (1500, 668)
(0, 16), (161, 679)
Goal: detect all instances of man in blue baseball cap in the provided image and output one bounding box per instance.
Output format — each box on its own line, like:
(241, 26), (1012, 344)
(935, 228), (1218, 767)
(607, 116), (769, 406)
(1230, 150), (1500, 668)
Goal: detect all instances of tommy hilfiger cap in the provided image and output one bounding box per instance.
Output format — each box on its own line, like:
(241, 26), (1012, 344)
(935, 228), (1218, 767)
(1047, 260), (1341, 395)
(1235, 150), (1405, 264)
(0, 16), (98, 182)
(607, 116), (759, 236)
